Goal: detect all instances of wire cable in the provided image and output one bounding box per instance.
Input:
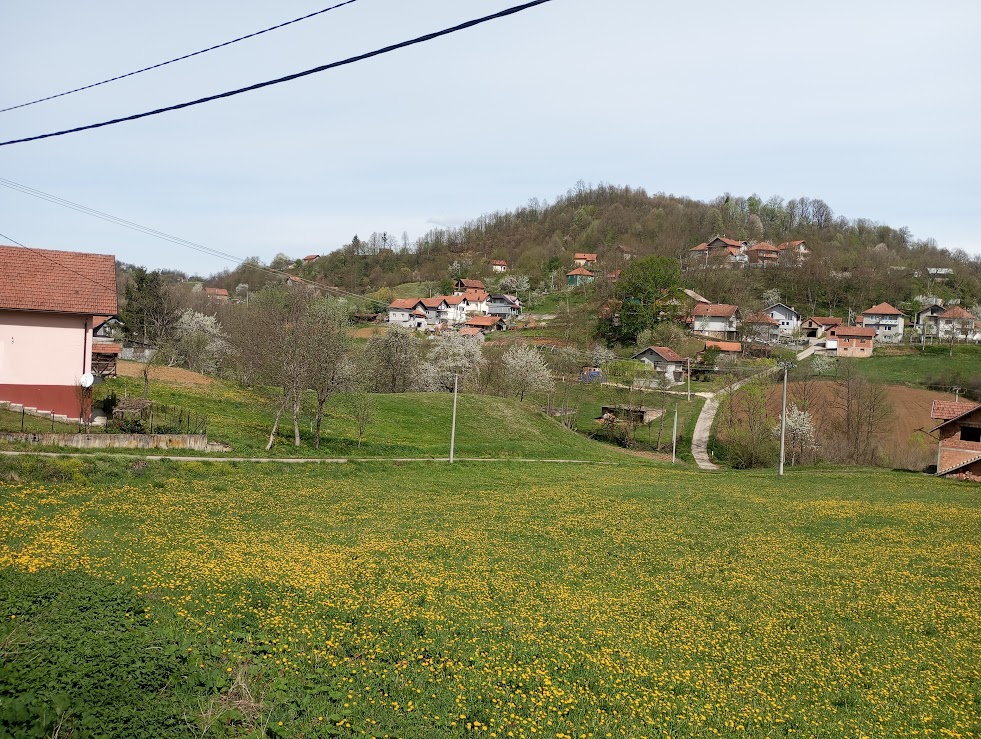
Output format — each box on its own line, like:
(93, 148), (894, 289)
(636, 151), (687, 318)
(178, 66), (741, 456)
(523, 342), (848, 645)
(0, 0), (555, 147)
(0, 0), (362, 114)
(0, 176), (389, 306)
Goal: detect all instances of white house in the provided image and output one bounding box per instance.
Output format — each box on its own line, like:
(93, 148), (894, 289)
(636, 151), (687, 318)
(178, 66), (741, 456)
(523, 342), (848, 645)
(860, 302), (905, 344)
(764, 303), (802, 336)
(442, 295), (469, 323)
(461, 289), (489, 315)
(631, 346), (686, 384)
(935, 306), (979, 342)
(387, 299), (427, 329)
(490, 260), (508, 273)
(690, 303), (741, 340)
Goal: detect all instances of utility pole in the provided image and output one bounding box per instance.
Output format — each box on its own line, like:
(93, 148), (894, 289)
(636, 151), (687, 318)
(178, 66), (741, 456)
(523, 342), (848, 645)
(449, 374), (459, 463)
(687, 357), (691, 401)
(671, 404), (679, 464)
(777, 361), (795, 476)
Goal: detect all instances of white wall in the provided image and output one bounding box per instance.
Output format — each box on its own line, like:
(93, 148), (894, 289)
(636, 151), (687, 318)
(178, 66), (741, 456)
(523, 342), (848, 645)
(0, 310), (91, 385)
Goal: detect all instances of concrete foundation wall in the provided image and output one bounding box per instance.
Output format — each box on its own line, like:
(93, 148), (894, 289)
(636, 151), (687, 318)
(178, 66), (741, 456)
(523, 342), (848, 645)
(0, 433), (209, 451)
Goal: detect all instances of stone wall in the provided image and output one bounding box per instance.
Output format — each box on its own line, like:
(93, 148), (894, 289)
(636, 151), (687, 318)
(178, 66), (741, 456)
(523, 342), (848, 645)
(0, 433), (209, 451)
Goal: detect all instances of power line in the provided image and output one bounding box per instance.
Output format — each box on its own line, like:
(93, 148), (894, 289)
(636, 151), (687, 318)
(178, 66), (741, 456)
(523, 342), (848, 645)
(0, 230), (117, 294)
(0, 0), (555, 147)
(0, 0), (362, 114)
(0, 176), (389, 306)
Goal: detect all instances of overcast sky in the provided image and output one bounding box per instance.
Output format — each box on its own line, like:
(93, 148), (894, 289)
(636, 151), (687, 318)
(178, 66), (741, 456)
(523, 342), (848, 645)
(2, 0), (979, 274)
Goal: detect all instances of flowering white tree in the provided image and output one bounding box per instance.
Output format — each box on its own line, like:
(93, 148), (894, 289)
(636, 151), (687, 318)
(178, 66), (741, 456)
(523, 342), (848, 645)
(500, 274), (530, 295)
(783, 403), (817, 466)
(167, 309), (230, 375)
(419, 332), (484, 392)
(589, 344), (617, 367)
(501, 344), (554, 401)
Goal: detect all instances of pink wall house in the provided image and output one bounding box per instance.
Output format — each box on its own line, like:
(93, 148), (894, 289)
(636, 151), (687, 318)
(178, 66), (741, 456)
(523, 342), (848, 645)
(0, 245), (117, 418)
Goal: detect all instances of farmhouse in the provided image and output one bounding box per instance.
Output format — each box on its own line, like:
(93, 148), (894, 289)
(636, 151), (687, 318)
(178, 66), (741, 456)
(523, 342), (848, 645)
(454, 278), (486, 294)
(742, 312), (780, 344)
(573, 253), (598, 268)
(490, 260), (508, 273)
(826, 326), (876, 357)
(801, 316), (842, 339)
(631, 346), (686, 384)
(566, 267), (594, 286)
(764, 303), (802, 335)
(0, 245), (117, 419)
(746, 242), (781, 268)
(914, 303), (946, 336)
(464, 315), (505, 333)
(935, 306), (979, 342)
(204, 286), (229, 303)
(860, 302), (905, 344)
(690, 303), (741, 339)
(931, 400), (981, 481)
(689, 237), (748, 268)
(386, 299), (428, 329)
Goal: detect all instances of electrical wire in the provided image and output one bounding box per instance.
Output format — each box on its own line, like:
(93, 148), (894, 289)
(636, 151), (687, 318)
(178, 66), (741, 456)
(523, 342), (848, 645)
(0, 176), (389, 306)
(0, 0), (362, 114)
(0, 0), (555, 147)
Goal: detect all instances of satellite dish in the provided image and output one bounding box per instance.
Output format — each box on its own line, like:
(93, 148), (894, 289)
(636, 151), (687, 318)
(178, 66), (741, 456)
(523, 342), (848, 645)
(79, 373), (95, 388)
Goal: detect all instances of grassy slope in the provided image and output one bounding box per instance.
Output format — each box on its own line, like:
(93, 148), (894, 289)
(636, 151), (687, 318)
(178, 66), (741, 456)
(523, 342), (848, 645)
(855, 344), (981, 386)
(1, 458), (979, 737)
(97, 373), (626, 461)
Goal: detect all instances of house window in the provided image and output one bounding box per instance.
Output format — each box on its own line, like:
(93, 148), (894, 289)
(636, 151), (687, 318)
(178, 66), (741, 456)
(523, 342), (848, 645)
(963, 426), (981, 443)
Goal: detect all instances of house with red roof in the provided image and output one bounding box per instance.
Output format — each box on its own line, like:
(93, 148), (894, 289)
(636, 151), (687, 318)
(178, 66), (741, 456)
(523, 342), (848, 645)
(860, 302), (905, 344)
(631, 346), (687, 384)
(566, 267), (595, 286)
(801, 316), (842, 339)
(204, 286), (230, 303)
(826, 326), (876, 357)
(690, 303), (741, 339)
(490, 259), (508, 273)
(688, 237), (749, 269)
(573, 253), (598, 268)
(935, 306), (979, 342)
(743, 312), (780, 344)
(464, 315), (505, 333)
(930, 400), (981, 481)
(0, 245), (117, 419)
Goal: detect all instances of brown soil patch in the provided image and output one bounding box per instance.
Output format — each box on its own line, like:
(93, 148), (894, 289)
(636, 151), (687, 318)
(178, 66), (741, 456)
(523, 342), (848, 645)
(117, 360), (214, 387)
(349, 325), (389, 339)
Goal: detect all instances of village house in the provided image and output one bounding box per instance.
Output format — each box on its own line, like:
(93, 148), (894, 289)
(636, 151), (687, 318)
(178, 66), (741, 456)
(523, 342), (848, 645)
(454, 278), (486, 294)
(573, 253), (598, 268)
(746, 242), (781, 268)
(689, 237), (749, 268)
(615, 244), (634, 261)
(486, 294), (521, 319)
(0, 245), (117, 419)
(826, 326), (876, 357)
(441, 295), (469, 323)
(302, 254), (319, 264)
(464, 315), (505, 333)
(690, 303), (741, 340)
(764, 303), (802, 336)
(930, 400), (981, 481)
(859, 303), (905, 344)
(490, 260), (508, 273)
(801, 316), (842, 339)
(777, 240), (811, 262)
(204, 286), (229, 303)
(386, 299), (428, 329)
(914, 303), (946, 337)
(631, 346), (686, 384)
(566, 267), (595, 286)
(461, 289), (489, 315)
(935, 306), (979, 342)
(701, 341), (742, 366)
(742, 312), (780, 344)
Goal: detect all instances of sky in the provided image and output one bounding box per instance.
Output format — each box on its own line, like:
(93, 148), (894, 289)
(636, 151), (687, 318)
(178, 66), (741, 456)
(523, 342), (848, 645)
(1, 0), (980, 275)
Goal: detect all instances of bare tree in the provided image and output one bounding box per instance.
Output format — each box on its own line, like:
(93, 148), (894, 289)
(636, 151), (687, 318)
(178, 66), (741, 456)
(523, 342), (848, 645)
(305, 299), (353, 450)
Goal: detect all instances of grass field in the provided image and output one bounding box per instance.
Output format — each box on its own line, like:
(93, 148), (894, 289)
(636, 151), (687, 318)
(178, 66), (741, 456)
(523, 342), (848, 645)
(856, 344), (981, 387)
(1, 458), (979, 737)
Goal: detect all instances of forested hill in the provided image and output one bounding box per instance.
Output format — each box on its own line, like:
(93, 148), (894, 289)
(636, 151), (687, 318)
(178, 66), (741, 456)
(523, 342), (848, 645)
(233, 184), (981, 314)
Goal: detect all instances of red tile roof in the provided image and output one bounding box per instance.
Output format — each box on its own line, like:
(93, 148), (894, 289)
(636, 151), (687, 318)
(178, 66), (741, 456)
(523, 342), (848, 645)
(204, 287), (229, 297)
(779, 240), (807, 249)
(574, 253), (597, 261)
(939, 306), (975, 320)
(832, 326), (877, 338)
(490, 259), (508, 266)
(462, 289), (489, 303)
(862, 302), (903, 316)
(443, 295), (466, 305)
(388, 298), (421, 310)
(643, 346), (685, 362)
(710, 237), (746, 248)
(92, 343), (121, 355)
(420, 297), (449, 309)
(303, 254), (319, 262)
(690, 242), (710, 252)
(0, 245), (117, 315)
(805, 316), (842, 327)
(931, 400), (981, 421)
(692, 303), (739, 318)
(744, 312), (779, 325)
(566, 267), (594, 276)
(465, 315), (503, 327)
(458, 327), (483, 337)
(705, 341), (742, 352)
(747, 242), (779, 252)
(456, 278), (485, 289)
